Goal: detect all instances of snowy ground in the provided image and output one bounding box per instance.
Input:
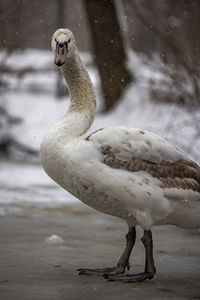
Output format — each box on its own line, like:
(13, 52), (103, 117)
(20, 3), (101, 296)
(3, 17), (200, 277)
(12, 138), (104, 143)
(1, 214), (200, 300)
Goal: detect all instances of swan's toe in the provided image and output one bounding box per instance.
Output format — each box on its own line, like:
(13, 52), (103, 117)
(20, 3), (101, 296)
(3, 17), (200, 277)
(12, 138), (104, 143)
(77, 265), (125, 276)
(105, 272), (155, 283)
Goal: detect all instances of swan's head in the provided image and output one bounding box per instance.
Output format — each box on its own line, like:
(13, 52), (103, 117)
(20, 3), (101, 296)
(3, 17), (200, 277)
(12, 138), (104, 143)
(51, 28), (75, 67)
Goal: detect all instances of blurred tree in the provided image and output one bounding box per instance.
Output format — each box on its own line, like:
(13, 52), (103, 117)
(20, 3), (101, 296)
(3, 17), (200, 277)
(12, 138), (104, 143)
(84, 0), (132, 111)
(124, 0), (200, 106)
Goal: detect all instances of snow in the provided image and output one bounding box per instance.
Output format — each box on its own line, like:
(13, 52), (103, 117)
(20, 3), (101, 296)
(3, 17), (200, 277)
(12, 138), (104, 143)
(1, 49), (52, 70)
(0, 48), (199, 214)
(46, 234), (64, 244)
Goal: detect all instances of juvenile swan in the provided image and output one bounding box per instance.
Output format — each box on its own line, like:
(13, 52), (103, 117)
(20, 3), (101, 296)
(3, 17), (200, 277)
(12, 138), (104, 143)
(40, 28), (200, 283)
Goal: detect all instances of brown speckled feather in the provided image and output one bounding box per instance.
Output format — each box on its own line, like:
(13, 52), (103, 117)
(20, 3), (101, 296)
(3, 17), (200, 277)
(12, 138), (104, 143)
(101, 146), (200, 192)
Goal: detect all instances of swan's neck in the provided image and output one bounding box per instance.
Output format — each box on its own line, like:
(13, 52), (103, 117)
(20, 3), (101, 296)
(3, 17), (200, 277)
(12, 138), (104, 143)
(41, 48), (96, 180)
(59, 48), (96, 138)
(44, 48), (96, 146)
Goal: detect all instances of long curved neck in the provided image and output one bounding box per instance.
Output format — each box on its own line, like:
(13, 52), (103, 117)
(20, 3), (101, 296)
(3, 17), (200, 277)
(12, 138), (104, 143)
(60, 48), (96, 137)
(40, 47), (96, 180)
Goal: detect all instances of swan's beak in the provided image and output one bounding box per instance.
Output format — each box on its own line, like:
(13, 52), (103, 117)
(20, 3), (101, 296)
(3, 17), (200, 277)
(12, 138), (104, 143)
(54, 44), (67, 66)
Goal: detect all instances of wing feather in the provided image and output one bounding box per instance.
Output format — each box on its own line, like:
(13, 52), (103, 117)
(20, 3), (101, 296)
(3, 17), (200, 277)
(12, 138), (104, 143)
(86, 126), (200, 193)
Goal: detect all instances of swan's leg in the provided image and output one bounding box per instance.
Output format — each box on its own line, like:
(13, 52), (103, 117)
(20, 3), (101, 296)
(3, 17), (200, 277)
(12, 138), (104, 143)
(105, 230), (156, 283)
(77, 226), (136, 276)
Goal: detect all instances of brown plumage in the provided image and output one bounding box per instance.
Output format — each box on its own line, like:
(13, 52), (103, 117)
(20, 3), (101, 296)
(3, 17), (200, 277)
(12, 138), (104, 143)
(101, 146), (200, 192)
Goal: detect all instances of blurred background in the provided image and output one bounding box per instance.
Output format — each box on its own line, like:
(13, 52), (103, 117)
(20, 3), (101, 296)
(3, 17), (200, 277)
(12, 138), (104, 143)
(0, 0), (200, 215)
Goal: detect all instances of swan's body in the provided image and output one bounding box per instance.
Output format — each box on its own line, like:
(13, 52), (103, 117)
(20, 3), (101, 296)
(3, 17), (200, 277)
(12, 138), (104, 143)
(40, 29), (200, 283)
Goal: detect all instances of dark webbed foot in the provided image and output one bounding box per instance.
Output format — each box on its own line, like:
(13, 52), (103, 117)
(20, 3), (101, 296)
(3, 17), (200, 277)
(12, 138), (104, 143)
(105, 230), (156, 283)
(77, 264), (127, 276)
(105, 271), (155, 283)
(77, 227), (136, 277)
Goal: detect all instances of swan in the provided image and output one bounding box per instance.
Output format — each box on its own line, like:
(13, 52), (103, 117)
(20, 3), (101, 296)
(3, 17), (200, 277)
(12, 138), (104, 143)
(40, 28), (200, 283)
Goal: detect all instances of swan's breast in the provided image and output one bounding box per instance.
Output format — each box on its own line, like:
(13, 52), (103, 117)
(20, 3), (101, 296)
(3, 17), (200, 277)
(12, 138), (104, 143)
(40, 132), (68, 185)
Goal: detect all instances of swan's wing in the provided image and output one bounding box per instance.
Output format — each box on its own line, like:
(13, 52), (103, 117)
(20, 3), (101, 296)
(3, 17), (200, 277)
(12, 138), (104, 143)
(85, 126), (200, 193)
